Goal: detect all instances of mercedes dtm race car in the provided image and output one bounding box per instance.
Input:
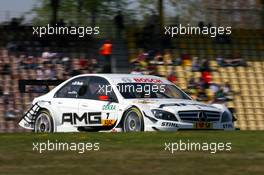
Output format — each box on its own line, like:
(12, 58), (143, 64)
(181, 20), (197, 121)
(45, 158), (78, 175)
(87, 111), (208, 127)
(19, 74), (235, 132)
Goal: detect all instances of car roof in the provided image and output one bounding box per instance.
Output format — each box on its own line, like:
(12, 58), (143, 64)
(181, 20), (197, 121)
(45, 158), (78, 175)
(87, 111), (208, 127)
(73, 74), (172, 85)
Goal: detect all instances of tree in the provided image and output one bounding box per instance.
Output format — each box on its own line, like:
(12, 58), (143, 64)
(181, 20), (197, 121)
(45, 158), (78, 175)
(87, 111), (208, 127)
(31, 0), (133, 26)
(138, 0), (207, 25)
(50, 0), (60, 24)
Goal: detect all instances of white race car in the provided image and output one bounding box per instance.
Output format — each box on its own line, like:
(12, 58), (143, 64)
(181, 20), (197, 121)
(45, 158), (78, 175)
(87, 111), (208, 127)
(19, 74), (235, 132)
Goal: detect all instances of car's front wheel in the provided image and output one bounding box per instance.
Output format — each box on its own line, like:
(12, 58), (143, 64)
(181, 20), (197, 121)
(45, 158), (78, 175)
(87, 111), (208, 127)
(34, 110), (54, 133)
(122, 107), (144, 132)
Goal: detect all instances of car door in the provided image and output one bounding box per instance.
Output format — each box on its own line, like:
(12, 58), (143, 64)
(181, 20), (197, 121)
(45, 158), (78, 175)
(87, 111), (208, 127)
(77, 76), (119, 129)
(53, 77), (88, 125)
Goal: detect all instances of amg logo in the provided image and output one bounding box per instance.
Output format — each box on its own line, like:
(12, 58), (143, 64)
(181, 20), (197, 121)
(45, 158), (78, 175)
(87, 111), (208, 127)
(161, 122), (178, 127)
(62, 112), (101, 125)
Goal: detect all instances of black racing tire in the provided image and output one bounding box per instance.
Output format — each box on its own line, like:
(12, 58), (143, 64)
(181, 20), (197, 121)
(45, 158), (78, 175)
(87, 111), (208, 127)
(122, 107), (144, 132)
(34, 110), (54, 133)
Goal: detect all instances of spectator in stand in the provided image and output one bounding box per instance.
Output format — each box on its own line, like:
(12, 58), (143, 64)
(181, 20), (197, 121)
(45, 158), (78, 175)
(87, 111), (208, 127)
(209, 82), (220, 94)
(25, 56), (37, 69)
(44, 63), (56, 79)
(2, 92), (16, 121)
(36, 66), (45, 80)
(223, 82), (233, 100)
(196, 86), (209, 101)
(186, 77), (198, 99)
(213, 87), (228, 102)
(70, 58), (82, 76)
(5, 105), (16, 121)
(1, 60), (11, 75)
(59, 57), (70, 78)
(42, 48), (56, 62)
(197, 76), (206, 89)
(216, 55), (224, 66)
(79, 57), (88, 70)
(187, 76), (197, 89)
(167, 71), (177, 84)
(232, 53), (247, 66)
(149, 66), (162, 76)
(131, 67), (144, 75)
(131, 49), (148, 70)
(216, 53), (247, 67)
(163, 50), (173, 65)
(172, 51), (182, 66)
(18, 55), (28, 69)
(89, 58), (100, 73)
(200, 58), (211, 72)
(131, 49), (147, 64)
(100, 40), (113, 73)
(181, 52), (192, 66)
(192, 56), (200, 71)
(201, 71), (212, 88)
(150, 52), (163, 65)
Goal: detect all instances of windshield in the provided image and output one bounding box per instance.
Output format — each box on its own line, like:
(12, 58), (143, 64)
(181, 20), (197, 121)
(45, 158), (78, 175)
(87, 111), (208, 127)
(116, 83), (191, 99)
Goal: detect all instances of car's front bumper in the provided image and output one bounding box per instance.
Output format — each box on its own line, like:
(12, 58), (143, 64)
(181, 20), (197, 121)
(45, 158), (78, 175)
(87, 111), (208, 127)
(145, 120), (235, 131)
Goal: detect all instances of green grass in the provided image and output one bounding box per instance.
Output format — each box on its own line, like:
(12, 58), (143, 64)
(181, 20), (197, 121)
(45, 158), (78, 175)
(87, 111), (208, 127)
(0, 131), (263, 175)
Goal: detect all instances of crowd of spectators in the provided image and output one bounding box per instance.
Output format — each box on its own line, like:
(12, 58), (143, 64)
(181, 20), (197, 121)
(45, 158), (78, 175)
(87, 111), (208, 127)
(130, 49), (240, 103)
(0, 47), (100, 123)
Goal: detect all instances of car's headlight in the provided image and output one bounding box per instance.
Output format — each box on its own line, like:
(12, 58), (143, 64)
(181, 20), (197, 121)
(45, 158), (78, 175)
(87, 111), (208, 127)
(221, 111), (231, 123)
(151, 109), (178, 121)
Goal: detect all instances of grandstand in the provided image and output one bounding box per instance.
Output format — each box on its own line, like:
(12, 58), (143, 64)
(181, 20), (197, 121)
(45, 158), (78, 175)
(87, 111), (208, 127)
(0, 27), (263, 131)
(0, 30), (264, 132)
(127, 29), (264, 130)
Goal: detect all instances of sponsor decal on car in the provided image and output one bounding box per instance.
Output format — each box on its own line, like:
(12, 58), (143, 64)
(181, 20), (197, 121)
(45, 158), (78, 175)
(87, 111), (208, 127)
(101, 119), (116, 126)
(194, 122), (212, 129)
(102, 104), (116, 110)
(161, 122), (179, 127)
(133, 78), (163, 83)
(71, 81), (83, 86)
(62, 112), (101, 125)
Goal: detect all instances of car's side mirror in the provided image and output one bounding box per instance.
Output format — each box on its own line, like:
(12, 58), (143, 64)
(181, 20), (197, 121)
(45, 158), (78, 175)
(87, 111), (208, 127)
(78, 85), (87, 97)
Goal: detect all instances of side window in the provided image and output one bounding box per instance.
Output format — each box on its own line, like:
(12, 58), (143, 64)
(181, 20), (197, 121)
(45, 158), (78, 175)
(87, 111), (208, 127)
(54, 77), (88, 98)
(79, 76), (118, 102)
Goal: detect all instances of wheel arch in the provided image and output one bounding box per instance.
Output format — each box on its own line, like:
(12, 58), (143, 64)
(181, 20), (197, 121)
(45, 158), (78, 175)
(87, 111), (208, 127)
(116, 105), (145, 131)
(35, 107), (56, 132)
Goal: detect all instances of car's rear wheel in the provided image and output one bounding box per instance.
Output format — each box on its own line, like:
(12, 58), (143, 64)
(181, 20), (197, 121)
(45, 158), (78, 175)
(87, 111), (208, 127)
(122, 107), (144, 132)
(34, 110), (54, 133)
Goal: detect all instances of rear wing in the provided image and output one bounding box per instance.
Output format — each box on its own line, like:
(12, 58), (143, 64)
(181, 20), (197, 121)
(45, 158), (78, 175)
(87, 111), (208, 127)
(18, 79), (64, 93)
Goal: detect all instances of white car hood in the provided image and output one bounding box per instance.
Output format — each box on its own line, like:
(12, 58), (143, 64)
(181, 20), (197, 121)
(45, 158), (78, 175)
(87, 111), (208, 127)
(125, 98), (222, 112)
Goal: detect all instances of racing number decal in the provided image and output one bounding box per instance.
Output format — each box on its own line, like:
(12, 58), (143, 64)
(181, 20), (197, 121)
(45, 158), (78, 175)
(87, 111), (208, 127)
(101, 112), (116, 126)
(106, 112), (110, 119)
